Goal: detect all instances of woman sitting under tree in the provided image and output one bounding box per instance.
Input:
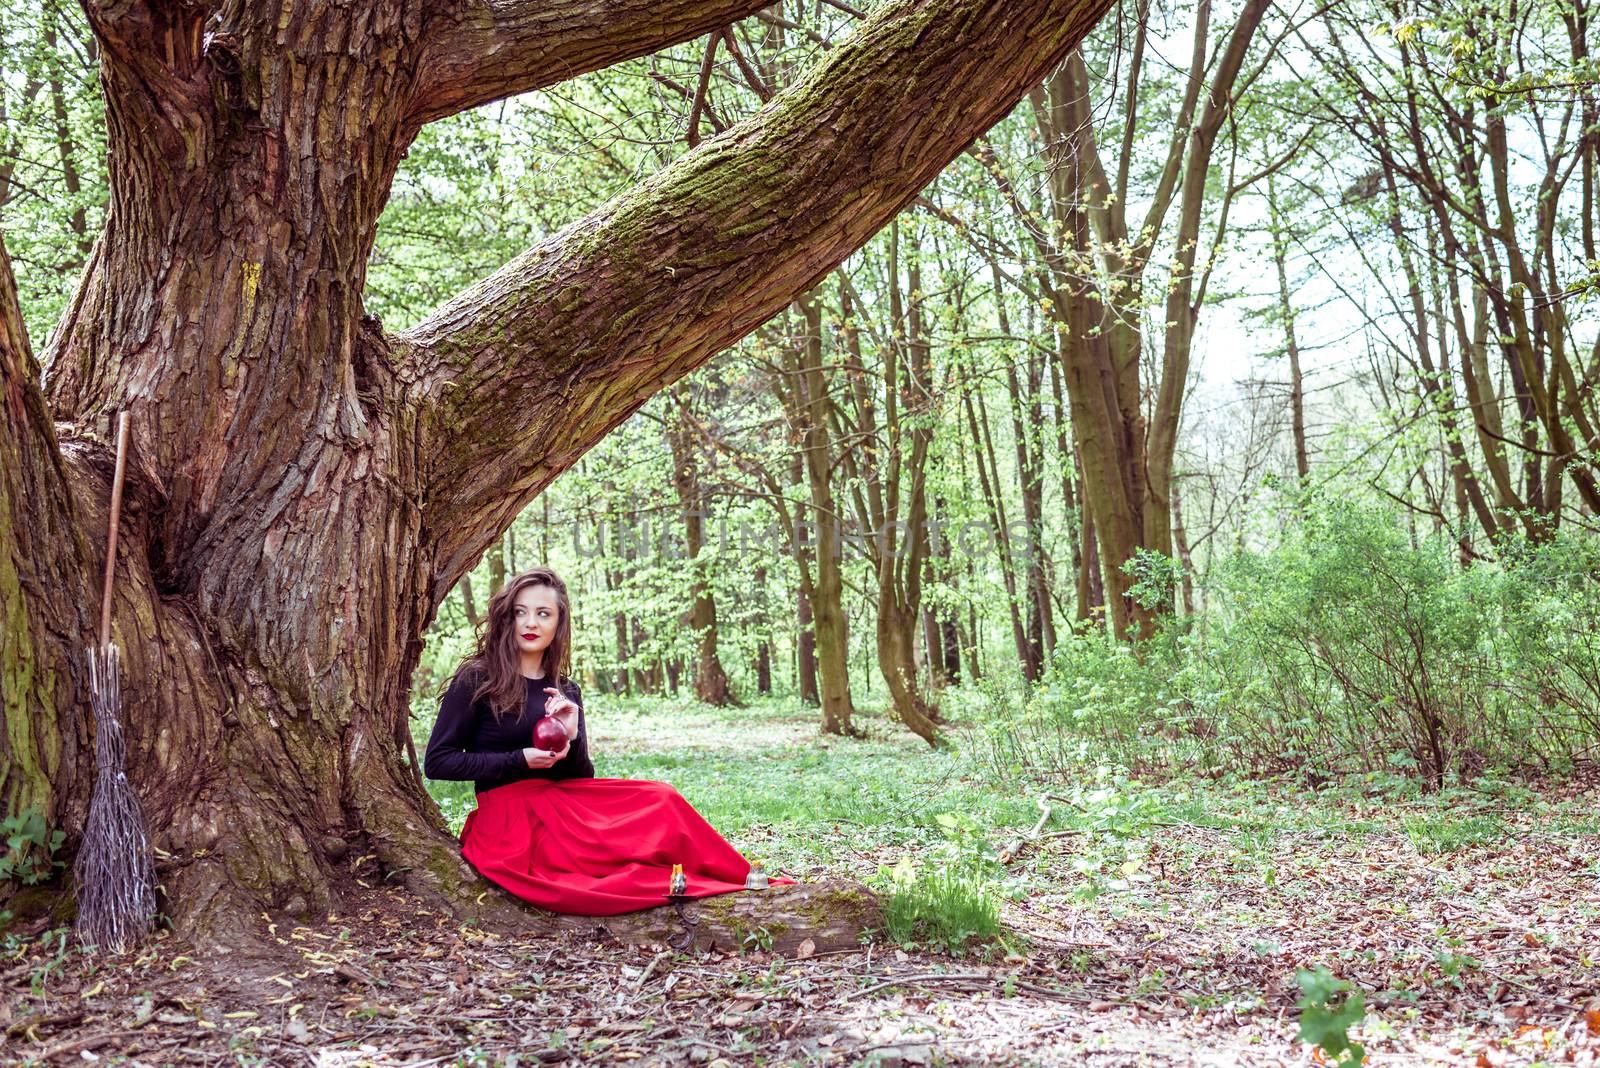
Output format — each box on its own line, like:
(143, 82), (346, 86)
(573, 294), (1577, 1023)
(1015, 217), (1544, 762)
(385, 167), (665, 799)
(423, 567), (779, 914)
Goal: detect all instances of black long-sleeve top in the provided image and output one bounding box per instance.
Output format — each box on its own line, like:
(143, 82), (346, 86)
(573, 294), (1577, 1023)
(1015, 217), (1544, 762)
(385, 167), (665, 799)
(423, 667), (594, 794)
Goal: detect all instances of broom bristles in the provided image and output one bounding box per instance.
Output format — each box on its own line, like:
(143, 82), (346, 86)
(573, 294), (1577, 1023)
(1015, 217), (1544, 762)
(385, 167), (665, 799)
(73, 642), (157, 954)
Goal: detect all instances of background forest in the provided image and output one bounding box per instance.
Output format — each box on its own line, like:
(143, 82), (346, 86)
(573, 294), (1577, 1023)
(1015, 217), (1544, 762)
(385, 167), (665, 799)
(5, 0), (1600, 1064)
(6, 0), (1598, 785)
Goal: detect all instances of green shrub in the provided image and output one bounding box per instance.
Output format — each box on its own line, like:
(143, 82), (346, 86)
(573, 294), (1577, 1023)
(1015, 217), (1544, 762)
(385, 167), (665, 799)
(974, 625), (1190, 780)
(1, 808), (65, 887)
(1206, 503), (1600, 783)
(1295, 966), (1367, 1064)
(976, 499), (1600, 787)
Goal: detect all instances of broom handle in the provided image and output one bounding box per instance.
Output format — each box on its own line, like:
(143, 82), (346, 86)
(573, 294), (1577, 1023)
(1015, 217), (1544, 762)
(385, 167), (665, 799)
(98, 411), (130, 649)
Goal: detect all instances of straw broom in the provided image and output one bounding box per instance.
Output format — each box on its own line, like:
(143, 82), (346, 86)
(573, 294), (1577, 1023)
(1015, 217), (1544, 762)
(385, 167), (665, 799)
(72, 411), (157, 953)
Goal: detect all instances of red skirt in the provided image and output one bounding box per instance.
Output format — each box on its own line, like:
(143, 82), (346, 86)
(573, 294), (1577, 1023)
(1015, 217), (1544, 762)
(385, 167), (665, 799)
(459, 777), (790, 915)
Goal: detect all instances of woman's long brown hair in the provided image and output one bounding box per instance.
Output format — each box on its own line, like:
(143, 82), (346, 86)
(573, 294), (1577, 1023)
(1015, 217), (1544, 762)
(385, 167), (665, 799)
(450, 567), (573, 721)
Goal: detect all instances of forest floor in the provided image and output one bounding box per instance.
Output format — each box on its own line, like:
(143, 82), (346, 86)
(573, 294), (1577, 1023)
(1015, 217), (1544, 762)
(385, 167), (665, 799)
(3, 696), (1599, 1066)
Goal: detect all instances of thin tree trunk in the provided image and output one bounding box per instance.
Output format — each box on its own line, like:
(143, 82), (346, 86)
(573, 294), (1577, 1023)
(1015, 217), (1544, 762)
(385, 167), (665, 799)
(1048, 349), (1086, 624)
(752, 564), (773, 696)
(796, 295), (858, 735)
(941, 617), (962, 685)
(929, 494), (961, 686)
(1266, 175), (1310, 484)
(607, 563), (631, 696)
(42, 14), (90, 261)
(541, 496), (552, 564)
(488, 534), (508, 595)
(872, 224), (942, 745)
(1380, 170), (1501, 546)
(964, 365), (1036, 675)
(1004, 350), (1052, 674)
(668, 385), (736, 706)
(755, 641), (772, 696)
(1076, 465), (1106, 624)
(795, 564), (820, 705)
(634, 617), (659, 694)
(965, 588), (982, 681)
(1171, 477), (1196, 616)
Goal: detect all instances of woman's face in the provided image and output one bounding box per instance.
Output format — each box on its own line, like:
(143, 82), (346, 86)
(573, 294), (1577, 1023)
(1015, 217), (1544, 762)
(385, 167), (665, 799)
(512, 584), (561, 663)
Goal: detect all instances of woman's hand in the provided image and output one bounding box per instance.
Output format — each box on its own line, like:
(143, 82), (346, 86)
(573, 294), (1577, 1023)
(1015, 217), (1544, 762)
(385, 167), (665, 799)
(522, 738), (570, 769)
(543, 687), (581, 740)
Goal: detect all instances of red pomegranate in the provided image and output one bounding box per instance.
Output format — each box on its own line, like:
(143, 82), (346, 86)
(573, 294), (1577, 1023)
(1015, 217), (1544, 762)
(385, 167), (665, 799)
(533, 716), (568, 753)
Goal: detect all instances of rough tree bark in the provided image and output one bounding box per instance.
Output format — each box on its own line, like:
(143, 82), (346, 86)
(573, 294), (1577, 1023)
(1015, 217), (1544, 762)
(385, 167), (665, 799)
(2, 228), (98, 841)
(5, 0), (1115, 941)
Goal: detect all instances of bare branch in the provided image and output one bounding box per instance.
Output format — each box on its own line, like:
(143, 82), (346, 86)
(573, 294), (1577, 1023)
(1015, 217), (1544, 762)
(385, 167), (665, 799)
(686, 32), (721, 147)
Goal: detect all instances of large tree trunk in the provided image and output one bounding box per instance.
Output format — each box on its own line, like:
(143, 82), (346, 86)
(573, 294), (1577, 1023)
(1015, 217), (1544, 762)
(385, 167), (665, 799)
(6, 0), (1114, 941)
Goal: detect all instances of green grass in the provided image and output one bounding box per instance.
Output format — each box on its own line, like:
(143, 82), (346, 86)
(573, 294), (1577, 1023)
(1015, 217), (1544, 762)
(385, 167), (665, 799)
(410, 689), (1581, 941)
(1400, 812), (1507, 855)
(876, 856), (1002, 952)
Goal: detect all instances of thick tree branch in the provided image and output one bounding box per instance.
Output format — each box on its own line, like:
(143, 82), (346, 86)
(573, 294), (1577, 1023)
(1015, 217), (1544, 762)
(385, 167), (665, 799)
(408, 0), (774, 127)
(404, 0), (1116, 596)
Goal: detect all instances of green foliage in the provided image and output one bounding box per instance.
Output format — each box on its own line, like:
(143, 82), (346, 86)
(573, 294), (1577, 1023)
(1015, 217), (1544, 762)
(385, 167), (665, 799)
(1123, 548), (1184, 612)
(0, 0), (107, 343)
(977, 501), (1600, 787)
(739, 925), (776, 953)
(1294, 967), (1366, 1064)
(1205, 503), (1600, 782)
(1, 806), (65, 887)
(871, 811), (1002, 954)
(975, 629), (1185, 778)
(1024, 771), (1173, 904)
(25, 926), (75, 997)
